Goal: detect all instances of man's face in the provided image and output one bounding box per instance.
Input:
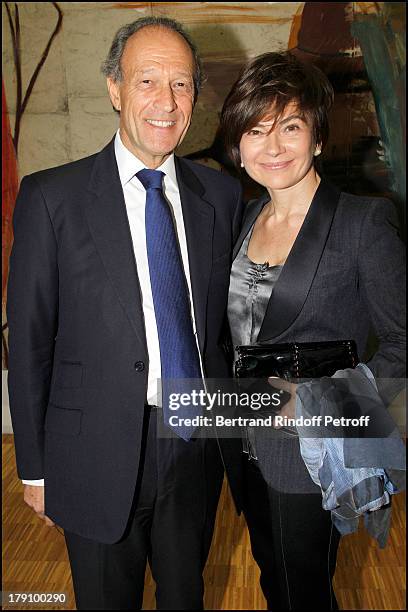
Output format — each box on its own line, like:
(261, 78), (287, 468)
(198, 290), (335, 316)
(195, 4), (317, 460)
(107, 26), (195, 168)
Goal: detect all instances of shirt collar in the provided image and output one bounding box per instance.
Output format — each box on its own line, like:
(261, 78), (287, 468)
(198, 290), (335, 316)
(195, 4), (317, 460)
(114, 129), (178, 190)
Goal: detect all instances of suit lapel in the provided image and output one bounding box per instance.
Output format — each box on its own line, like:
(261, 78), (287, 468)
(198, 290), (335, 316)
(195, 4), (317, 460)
(233, 192), (270, 260)
(83, 144), (215, 355)
(84, 138), (147, 349)
(175, 157), (215, 355)
(257, 178), (341, 341)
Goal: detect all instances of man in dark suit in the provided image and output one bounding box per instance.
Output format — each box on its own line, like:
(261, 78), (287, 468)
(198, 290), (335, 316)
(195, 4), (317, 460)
(7, 16), (243, 610)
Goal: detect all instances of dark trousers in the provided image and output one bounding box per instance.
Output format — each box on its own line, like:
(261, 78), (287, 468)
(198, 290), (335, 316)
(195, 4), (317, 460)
(64, 406), (223, 610)
(243, 457), (341, 611)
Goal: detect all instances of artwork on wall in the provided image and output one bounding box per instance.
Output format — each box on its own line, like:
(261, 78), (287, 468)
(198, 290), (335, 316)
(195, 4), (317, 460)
(2, 2), (406, 367)
(2, 81), (18, 367)
(184, 2), (405, 210)
(2, 2), (63, 368)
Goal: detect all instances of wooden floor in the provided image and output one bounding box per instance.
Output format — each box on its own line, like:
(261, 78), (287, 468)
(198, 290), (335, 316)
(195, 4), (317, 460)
(2, 434), (406, 610)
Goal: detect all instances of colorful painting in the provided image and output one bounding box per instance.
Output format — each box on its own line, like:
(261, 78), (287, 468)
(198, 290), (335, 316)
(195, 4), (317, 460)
(2, 1), (63, 367)
(2, 81), (19, 366)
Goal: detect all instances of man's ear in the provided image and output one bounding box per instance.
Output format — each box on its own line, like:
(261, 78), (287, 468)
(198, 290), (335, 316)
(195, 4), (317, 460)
(107, 77), (121, 112)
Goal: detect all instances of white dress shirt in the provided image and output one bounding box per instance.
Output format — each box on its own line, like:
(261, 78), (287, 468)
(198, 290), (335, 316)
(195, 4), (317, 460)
(22, 130), (204, 487)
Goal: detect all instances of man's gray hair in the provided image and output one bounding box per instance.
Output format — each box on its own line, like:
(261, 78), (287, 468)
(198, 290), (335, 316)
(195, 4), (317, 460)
(101, 17), (203, 101)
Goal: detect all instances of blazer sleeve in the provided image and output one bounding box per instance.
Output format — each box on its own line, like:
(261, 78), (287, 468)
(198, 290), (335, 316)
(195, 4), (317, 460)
(6, 174), (59, 480)
(358, 198), (406, 404)
(220, 181), (244, 366)
(232, 182), (245, 244)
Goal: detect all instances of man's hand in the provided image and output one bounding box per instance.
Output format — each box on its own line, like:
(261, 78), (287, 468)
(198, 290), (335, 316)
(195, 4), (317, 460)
(268, 377), (298, 428)
(23, 485), (55, 527)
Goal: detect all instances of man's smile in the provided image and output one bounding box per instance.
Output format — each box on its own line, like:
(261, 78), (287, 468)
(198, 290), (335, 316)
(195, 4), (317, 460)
(145, 119), (176, 128)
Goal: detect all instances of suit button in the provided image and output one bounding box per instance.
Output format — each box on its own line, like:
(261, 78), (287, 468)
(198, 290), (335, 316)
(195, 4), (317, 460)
(134, 361), (145, 372)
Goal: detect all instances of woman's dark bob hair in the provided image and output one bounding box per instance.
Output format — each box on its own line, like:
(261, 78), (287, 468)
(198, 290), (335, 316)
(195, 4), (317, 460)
(220, 52), (334, 170)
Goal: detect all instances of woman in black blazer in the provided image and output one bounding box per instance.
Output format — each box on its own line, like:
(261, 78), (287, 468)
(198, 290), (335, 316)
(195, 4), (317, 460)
(220, 52), (405, 610)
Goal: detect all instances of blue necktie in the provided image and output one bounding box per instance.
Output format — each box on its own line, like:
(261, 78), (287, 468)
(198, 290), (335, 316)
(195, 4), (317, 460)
(136, 168), (203, 440)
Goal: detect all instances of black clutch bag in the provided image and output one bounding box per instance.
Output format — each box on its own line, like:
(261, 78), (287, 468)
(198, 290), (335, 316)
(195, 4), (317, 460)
(235, 340), (359, 381)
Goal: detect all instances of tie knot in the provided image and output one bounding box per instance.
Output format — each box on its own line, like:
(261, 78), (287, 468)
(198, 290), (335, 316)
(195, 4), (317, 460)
(136, 168), (165, 191)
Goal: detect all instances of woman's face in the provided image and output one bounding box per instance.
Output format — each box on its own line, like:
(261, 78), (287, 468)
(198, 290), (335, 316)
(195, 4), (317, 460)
(239, 101), (319, 191)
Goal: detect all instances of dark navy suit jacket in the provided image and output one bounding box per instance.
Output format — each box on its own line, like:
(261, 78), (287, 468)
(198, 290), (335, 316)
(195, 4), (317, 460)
(7, 137), (244, 542)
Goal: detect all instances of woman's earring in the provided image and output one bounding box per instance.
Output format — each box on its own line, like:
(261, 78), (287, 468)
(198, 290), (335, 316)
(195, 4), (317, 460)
(314, 147), (321, 156)
(240, 161), (244, 168)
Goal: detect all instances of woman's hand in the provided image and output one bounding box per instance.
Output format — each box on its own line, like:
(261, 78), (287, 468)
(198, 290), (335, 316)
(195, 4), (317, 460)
(268, 377), (298, 428)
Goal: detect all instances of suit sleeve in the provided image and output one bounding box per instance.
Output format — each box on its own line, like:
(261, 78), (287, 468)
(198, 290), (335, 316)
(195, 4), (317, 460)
(358, 198), (406, 404)
(6, 175), (59, 480)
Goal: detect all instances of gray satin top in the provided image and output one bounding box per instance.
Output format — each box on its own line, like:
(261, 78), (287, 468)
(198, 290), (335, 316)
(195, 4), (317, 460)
(228, 225), (283, 348)
(227, 223), (283, 459)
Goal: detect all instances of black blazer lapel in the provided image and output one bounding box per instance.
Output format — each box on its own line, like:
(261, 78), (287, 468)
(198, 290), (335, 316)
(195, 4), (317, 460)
(257, 178), (341, 341)
(233, 191), (270, 260)
(84, 138), (147, 349)
(175, 157), (215, 356)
